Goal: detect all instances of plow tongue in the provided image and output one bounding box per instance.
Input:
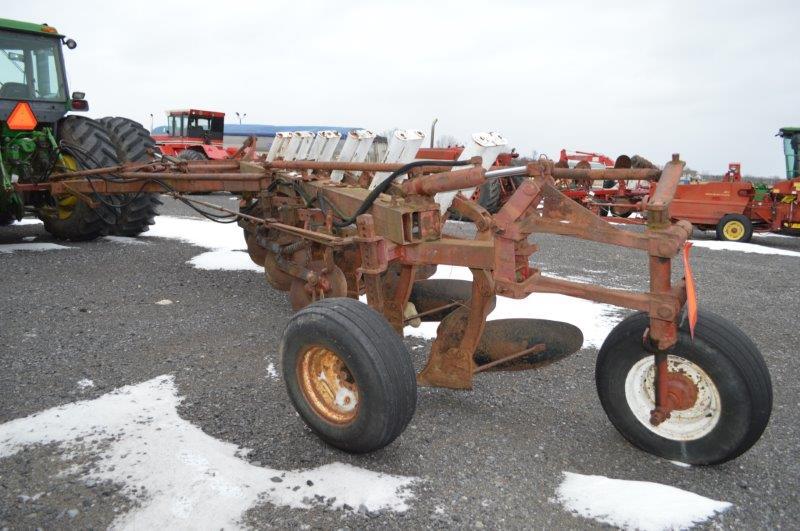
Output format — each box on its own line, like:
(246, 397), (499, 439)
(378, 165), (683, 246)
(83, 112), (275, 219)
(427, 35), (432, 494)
(409, 279), (496, 321)
(473, 319), (583, 372)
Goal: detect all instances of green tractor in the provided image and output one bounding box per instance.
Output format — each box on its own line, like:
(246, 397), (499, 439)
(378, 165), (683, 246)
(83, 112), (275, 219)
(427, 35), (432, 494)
(0, 18), (159, 239)
(779, 127), (800, 180)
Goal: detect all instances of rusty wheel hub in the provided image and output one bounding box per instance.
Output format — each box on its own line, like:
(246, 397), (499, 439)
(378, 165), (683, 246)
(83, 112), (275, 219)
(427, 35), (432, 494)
(297, 346), (359, 425)
(625, 354), (721, 441)
(661, 371), (699, 411)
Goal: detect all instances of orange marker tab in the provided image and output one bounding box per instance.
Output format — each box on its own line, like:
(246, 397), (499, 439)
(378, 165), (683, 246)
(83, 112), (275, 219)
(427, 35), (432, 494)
(682, 242), (698, 338)
(7, 102), (37, 131)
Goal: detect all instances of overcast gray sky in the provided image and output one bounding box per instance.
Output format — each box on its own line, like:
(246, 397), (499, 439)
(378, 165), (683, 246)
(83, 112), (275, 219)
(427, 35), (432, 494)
(7, 0), (799, 176)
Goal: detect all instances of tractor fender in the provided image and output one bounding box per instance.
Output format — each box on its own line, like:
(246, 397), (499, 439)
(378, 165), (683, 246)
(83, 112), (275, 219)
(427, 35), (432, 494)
(197, 144), (230, 160)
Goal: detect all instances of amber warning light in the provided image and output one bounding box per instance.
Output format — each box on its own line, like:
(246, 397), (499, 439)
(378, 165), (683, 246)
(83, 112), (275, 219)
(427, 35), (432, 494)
(6, 102), (38, 130)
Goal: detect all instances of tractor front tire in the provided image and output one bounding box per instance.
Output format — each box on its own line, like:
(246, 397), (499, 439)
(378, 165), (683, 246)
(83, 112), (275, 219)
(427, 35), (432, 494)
(596, 311), (772, 465)
(39, 116), (120, 241)
(281, 298), (417, 453)
(178, 149), (208, 161)
(716, 214), (753, 243)
(99, 117), (162, 236)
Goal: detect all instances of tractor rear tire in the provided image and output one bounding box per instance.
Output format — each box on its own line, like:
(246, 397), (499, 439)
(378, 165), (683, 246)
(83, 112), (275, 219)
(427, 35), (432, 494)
(39, 116), (120, 241)
(716, 214), (753, 243)
(0, 212), (14, 226)
(477, 178), (501, 213)
(449, 179), (501, 220)
(281, 298), (417, 453)
(178, 149), (208, 161)
(596, 310), (772, 465)
(99, 117), (162, 236)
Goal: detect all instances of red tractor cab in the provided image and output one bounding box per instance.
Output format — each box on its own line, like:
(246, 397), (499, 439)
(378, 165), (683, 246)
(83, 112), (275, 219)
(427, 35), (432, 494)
(152, 109), (231, 160)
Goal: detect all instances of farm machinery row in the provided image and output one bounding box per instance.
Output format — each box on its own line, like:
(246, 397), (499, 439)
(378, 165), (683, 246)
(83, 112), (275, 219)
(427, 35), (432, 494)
(553, 147), (800, 243)
(1, 17), (772, 466)
(148, 107), (800, 245)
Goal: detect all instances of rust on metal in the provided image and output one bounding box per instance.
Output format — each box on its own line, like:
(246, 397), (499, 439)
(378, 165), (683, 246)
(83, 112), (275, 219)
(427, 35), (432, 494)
(473, 319), (583, 372)
(297, 345), (360, 425)
(43, 143), (697, 391)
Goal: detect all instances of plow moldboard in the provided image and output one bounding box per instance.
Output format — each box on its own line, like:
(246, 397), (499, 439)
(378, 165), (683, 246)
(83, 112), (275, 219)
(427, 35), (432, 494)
(409, 279), (496, 321)
(473, 319), (584, 372)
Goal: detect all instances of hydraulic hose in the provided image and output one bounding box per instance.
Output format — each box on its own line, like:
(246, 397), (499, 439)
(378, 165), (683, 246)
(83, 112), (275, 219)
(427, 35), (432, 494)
(331, 158), (473, 228)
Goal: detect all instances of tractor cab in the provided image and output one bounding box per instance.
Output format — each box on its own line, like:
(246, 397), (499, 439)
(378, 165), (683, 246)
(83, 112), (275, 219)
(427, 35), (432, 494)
(151, 109), (230, 159)
(159, 109), (224, 145)
(778, 127), (800, 180)
(0, 19), (85, 125)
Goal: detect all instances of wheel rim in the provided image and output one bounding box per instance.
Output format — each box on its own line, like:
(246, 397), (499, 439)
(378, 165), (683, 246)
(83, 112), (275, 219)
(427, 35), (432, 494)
(723, 220), (745, 240)
(624, 355), (721, 441)
(297, 345), (359, 425)
(55, 155), (80, 220)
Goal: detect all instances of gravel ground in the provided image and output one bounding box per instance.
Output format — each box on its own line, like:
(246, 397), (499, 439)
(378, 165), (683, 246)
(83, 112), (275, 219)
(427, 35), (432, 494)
(1, 194), (798, 529)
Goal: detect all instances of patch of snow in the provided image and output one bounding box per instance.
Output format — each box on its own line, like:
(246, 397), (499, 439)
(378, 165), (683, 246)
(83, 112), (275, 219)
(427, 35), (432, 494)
(690, 239), (800, 257)
(266, 363), (279, 380)
(76, 379), (94, 390)
(403, 266), (622, 348)
(555, 471), (730, 531)
(757, 232), (795, 239)
(11, 218), (42, 226)
(0, 375), (418, 530)
(669, 460), (692, 468)
(155, 299), (173, 305)
(21, 236), (36, 242)
(103, 235), (149, 245)
(189, 250), (262, 272)
(0, 242), (72, 254)
(146, 216), (261, 272)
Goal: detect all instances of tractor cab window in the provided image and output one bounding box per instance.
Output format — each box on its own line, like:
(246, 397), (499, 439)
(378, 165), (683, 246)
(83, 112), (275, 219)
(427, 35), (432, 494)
(186, 115), (224, 141)
(186, 115), (210, 138)
(169, 114), (185, 137)
(0, 31), (65, 101)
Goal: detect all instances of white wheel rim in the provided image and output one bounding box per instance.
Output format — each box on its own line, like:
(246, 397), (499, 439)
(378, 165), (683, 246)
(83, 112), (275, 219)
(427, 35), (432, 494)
(624, 355), (721, 441)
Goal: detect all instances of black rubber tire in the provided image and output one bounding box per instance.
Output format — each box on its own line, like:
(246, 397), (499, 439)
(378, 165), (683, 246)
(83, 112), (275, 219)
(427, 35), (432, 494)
(178, 149), (208, 161)
(98, 117), (162, 236)
(448, 179), (501, 220)
(39, 116), (120, 241)
(0, 212), (14, 226)
(611, 197), (634, 218)
(280, 297), (417, 453)
(716, 214), (753, 243)
(476, 178), (501, 213)
(596, 310), (772, 465)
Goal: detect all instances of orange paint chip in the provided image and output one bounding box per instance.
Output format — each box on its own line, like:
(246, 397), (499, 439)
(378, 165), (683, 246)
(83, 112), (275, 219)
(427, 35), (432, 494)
(7, 102), (38, 131)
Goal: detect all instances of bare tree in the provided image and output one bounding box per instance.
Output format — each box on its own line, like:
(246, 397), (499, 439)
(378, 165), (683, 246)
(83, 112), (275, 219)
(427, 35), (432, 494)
(682, 166), (699, 181)
(435, 134), (461, 148)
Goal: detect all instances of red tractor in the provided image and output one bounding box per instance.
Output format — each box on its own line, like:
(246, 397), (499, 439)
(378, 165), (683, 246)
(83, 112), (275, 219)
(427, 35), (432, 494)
(151, 109), (234, 161)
